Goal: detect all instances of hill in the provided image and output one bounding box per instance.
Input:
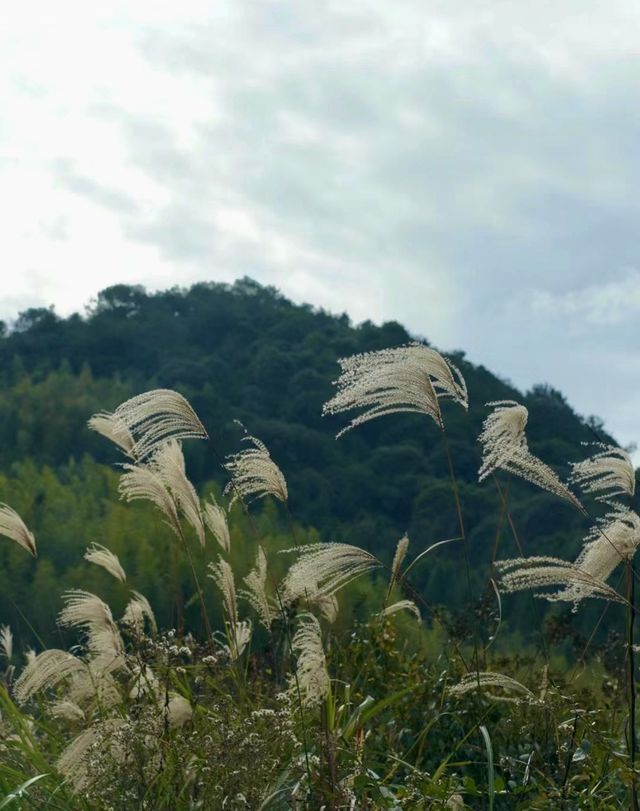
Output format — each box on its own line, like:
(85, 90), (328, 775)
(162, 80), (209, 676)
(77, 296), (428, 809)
(0, 277), (629, 645)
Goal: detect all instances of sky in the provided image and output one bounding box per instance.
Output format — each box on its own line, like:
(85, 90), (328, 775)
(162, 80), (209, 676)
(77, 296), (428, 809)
(1, 1), (639, 458)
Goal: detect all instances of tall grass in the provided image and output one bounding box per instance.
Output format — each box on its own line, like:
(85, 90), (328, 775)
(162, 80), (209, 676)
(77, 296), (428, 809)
(0, 344), (638, 809)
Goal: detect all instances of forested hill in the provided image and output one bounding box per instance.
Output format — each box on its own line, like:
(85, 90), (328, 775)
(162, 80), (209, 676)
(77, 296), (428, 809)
(0, 278), (629, 643)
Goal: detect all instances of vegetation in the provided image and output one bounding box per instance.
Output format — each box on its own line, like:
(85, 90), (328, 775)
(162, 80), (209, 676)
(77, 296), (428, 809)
(0, 279), (631, 650)
(0, 329), (638, 809)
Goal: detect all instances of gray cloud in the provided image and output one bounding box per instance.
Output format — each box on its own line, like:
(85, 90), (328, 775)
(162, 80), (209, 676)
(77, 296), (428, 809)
(10, 2), (638, 451)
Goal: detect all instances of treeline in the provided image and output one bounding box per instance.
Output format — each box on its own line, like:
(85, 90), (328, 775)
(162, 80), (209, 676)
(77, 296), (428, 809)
(0, 278), (631, 646)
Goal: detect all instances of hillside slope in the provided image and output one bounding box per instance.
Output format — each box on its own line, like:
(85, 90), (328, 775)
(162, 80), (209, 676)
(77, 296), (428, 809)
(0, 278), (628, 643)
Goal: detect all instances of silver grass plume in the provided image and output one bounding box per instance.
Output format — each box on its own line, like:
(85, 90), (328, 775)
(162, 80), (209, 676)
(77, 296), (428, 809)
(24, 648), (36, 666)
(556, 509), (640, 604)
(167, 693), (192, 727)
(58, 590), (116, 633)
(90, 388), (207, 461)
(381, 599), (421, 621)
(495, 556), (626, 608)
(57, 718), (125, 791)
(84, 543), (126, 582)
(50, 699), (85, 722)
(118, 463), (181, 538)
(448, 671), (537, 702)
(128, 664), (159, 700)
(570, 443), (636, 503)
(14, 650), (87, 703)
(149, 440), (205, 545)
(479, 401), (584, 512)
(314, 594), (339, 624)
(388, 534), (409, 595)
(67, 666), (121, 710)
(87, 413), (135, 456)
(122, 591), (157, 635)
(217, 620), (253, 661)
(0, 625), (12, 660)
(224, 427), (288, 506)
(0, 504), (36, 557)
(290, 612), (330, 707)
(322, 342), (468, 436)
(203, 495), (231, 553)
(281, 543), (381, 605)
(241, 546), (275, 629)
(208, 557), (239, 633)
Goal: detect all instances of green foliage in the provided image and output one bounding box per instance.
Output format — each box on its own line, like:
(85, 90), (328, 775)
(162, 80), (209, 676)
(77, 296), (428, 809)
(0, 279), (621, 644)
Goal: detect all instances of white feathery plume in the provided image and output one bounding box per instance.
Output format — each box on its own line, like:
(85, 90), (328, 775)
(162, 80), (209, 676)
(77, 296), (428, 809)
(322, 342), (468, 436)
(0, 625), (12, 661)
(448, 671), (537, 702)
(86, 624), (124, 664)
(84, 543), (126, 582)
(495, 556), (626, 608)
(225, 620), (252, 661)
(224, 428), (288, 505)
(67, 667), (121, 709)
(290, 613), (330, 707)
(203, 495), (231, 553)
(208, 557), (239, 627)
(50, 700), (86, 722)
(149, 440), (205, 545)
(91, 388), (207, 461)
(314, 594), (339, 624)
(478, 401), (584, 512)
(381, 599), (421, 621)
(24, 648), (36, 666)
(556, 509), (640, 604)
(128, 665), (159, 700)
(14, 650), (87, 704)
(122, 591), (157, 635)
(570, 443), (636, 502)
(241, 546), (276, 629)
(167, 694), (193, 727)
(58, 590), (115, 632)
(57, 718), (125, 791)
(281, 543), (381, 605)
(388, 534), (409, 594)
(118, 463), (181, 538)
(87, 412), (135, 457)
(0, 504), (36, 557)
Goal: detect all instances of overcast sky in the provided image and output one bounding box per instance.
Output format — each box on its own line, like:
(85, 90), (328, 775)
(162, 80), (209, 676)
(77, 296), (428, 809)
(2, 1), (639, 457)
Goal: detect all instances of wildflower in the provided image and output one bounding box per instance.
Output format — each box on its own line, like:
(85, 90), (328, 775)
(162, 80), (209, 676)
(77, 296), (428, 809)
(322, 342), (468, 436)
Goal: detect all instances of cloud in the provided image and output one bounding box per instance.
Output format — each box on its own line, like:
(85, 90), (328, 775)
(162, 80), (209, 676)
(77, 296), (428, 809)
(1, 1), (639, 453)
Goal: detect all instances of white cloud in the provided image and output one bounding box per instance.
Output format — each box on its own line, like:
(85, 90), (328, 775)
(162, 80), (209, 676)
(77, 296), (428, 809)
(0, 1), (639, 455)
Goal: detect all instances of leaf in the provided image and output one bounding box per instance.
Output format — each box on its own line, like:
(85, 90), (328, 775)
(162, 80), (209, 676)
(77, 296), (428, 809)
(0, 773), (49, 808)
